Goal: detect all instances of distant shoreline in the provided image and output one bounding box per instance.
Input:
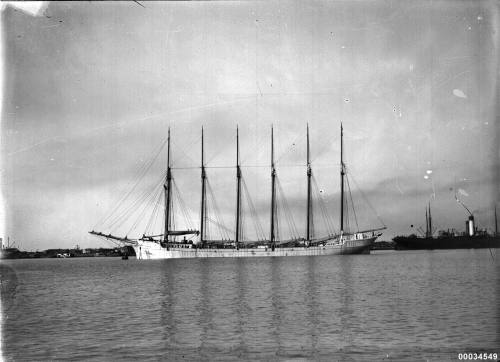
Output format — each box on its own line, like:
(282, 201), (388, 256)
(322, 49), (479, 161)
(0, 246), (135, 260)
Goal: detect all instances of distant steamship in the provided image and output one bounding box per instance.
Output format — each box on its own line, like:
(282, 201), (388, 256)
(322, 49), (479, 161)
(393, 200), (500, 250)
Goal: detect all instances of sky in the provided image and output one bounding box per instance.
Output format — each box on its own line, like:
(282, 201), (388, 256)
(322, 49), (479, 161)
(1, 1), (499, 250)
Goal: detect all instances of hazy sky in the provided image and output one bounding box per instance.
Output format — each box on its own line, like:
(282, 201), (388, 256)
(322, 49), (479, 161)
(2, 1), (499, 250)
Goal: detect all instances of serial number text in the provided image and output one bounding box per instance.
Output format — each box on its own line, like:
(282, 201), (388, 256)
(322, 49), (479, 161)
(458, 353), (497, 360)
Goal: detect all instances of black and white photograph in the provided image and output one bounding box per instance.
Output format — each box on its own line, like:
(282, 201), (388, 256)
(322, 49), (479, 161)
(1, 1), (499, 360)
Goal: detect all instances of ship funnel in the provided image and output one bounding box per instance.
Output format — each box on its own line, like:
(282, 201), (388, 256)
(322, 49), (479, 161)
(466, 215), (475, 236)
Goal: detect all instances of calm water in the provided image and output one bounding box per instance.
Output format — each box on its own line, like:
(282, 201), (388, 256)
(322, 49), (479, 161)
(1, 250), (499, 361)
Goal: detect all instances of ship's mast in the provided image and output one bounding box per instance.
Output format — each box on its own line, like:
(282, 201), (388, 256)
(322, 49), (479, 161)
(495, 206), (498, 236)
(428, 202), (432, 237)
(270, 126), (276, 249)
(200, 127), (207, 245)
(235, 126), (242, 248)
(340, 123), (345, 233)
(306, 124), (312, 242)
(425, 206), (429, 237)
(164, 128), (172, 242)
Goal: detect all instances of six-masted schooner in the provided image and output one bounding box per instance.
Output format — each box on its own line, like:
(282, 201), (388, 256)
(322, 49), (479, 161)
(90, 124), (385, 259)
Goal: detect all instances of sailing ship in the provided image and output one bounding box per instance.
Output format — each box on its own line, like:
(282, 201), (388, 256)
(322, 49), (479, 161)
(393, 201), (500, 250)
(90, 124), (385, 259)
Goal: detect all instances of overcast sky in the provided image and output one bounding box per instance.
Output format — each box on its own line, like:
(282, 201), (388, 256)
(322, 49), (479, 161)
(1, 1), (499, 250)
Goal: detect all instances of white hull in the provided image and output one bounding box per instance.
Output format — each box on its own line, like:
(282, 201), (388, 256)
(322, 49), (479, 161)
(133, 236), (377, 260)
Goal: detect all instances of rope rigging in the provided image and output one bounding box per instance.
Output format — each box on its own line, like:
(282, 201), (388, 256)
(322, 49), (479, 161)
(170, 164), (308, 170)
(344, 191), (350, 233)
(93, 139), (168, 230)
(346, 166), (387, 229)
(311, 175), (337, 236)
(107, 173), (166, 234)
(126, 180), (164, 236)
(275, 177), (300, 241)
(346, 174), (359, 232)
(172, 179), (196, 231)
(206, 217), (234, 238)
(205, 179), (232, 240)
(241, 177), (266, 241)
(144, 186), (164, 236)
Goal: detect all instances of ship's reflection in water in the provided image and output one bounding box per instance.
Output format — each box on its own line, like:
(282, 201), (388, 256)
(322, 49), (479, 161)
(167, 255), (356, 359)
(160, 257), (333, 359)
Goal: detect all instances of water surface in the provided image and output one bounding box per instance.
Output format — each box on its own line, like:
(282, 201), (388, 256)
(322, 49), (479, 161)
(1, 249), (499, 361)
